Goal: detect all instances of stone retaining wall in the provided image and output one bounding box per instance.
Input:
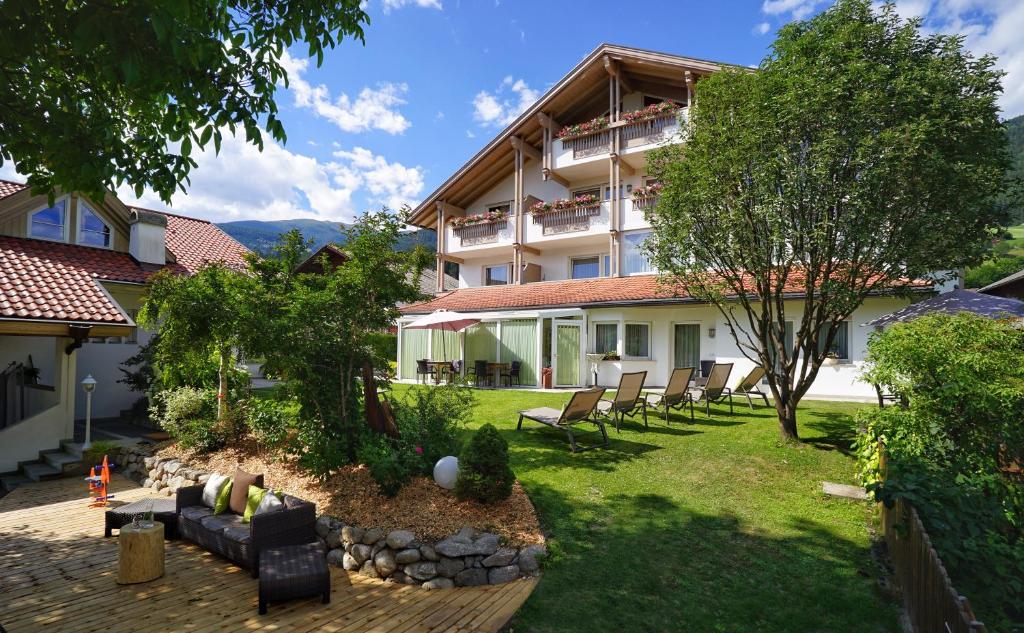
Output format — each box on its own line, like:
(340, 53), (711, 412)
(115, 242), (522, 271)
(117, 445), (545, 588)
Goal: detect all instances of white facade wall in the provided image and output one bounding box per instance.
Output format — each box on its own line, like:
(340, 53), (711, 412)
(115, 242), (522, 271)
(74, 329), (152, 419)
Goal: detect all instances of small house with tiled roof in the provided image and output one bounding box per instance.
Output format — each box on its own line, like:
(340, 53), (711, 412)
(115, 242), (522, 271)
(397, 43), (941, 396)
(0, 179), (248, 471)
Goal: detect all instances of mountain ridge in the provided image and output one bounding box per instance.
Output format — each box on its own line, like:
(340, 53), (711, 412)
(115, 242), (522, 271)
(216, 218), (435, 254)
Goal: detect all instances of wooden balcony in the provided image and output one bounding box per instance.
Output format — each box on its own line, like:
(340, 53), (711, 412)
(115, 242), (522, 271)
(452, 219), (508, 246)
(632, 196), (658, 212)
(531, 205), (601, 235)
(559, 129), (611, 160)
(621, 113), (678, 144)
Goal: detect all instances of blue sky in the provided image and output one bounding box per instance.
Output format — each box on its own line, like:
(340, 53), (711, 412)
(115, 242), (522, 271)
(4, 0), (1022, 224)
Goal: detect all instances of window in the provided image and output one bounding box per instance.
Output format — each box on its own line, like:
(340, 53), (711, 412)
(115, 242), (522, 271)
(570, 256), (601, 279)
(603, 184), (632, 200)
(816, 321), (850, 360)
(622, 231), (654, 274)
(624, 323), (650, 359)
(77, 203), (111, 248)
(602, 254), (611, 277)
(594, 323), (618, 355)
(487, 202), (512, 216)
(484, 264), (509, 286)
(29, 199), (67, 241)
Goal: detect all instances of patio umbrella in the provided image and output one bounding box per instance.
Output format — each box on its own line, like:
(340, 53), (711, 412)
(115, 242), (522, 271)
(405, 310), (481, 361)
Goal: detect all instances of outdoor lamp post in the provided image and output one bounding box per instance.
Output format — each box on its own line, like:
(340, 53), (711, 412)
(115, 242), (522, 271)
(81, 375), (97, 449)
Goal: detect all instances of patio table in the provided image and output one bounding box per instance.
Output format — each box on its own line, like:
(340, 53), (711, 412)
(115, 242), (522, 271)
(487, 362), (510, 387)
(427, 361), (454, 383)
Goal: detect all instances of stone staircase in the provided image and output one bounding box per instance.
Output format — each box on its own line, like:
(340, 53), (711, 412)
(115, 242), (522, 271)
(0, 440), (84, 494)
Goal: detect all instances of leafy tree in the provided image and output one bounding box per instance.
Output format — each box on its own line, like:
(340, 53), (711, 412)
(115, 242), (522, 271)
(964, 255), (1024, 289)
(0, 0), (368, 203)
(243, 210), (428, 471)
(647, 0), (1010, 440)
(138, 263), (251, 421)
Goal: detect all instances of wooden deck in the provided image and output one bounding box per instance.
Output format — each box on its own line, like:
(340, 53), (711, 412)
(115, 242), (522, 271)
(0, 475), (537, 632)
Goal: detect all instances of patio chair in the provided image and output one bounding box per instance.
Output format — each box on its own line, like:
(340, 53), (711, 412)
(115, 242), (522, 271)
(733, 366), (770, 409)
(645, 367), (695, 423)
(517, 388), (608, 452)
(500, 361), (521, 387)
(690, 362), (734, 417)
(415, 359), (435, 384)
(596, 371), (649, 432)
(468, 359), (491, 387)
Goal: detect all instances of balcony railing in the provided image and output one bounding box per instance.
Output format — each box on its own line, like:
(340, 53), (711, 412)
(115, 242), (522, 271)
(452, 219), (507, 246)
(632, 196), (659, 212)
(531, 205), (601, 235)
(560, 129), (611, 159)
(621, 113), (678, 144)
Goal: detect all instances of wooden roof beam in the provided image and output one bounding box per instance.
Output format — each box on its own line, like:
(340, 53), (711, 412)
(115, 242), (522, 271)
(536, 112), (562, 132)
(604, 56), (633, 93)
(510, 136), (541, 162)
(543, 169), (570, 187)
(436, 201), (466, 216)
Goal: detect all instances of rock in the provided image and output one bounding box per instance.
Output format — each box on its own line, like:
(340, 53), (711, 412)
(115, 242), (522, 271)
(437, 557), (465, 578)
(403, 561), (438, 581)
(164, 461), (182, 475)
(163, 487), (173, 496)
(152, 480), (165, 492)
(435, 531), (499, 558)
(350, 544), (372, 566)
(142, 478), (154, 488)
(362, 527), (384, 545)
(422, 577), (455, 590)
(342, 553), (361, 571)
(325, 528), (343, 549)
(148, 468), (159, 479)
(326, 549), (346, 567)
(341, 525), (364, 546)
(483, 550), (517, 567)
(315, 516), (333, 539)
(143, 456), (156, 468)
(359, 560), (380, 578)
(419, 544), (439, 561)
(386, 529), (415, 549)
(167, 475), (186, 492)
(196, 473), (211, 484)
(454, 567), (488, 587)
(454, 526), (476, 542)
(374, 549), (398, 577)
(517, 545), (546, 574)
(371, 542), (386, 558)
(395, 548), (421, 565)
(488, 565), (520, 585)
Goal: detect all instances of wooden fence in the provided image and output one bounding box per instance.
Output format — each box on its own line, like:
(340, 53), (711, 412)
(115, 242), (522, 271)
(881, 497), (988, 633)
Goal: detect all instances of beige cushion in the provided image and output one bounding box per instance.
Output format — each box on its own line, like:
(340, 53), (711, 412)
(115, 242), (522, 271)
(228, 468), (264, 515)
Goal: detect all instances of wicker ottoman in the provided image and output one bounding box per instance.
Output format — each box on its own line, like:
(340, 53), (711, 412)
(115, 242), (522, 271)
(105, 498), (179, 539)
(258, 542), (330, 615)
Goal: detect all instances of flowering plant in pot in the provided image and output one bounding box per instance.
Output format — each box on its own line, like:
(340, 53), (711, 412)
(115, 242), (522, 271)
(621, 101), (680, 124)
(555, 115), (608, 139)
(448, 209), (508, 228)
(529, 194), (600, 216)
(631, 183), (663, 200)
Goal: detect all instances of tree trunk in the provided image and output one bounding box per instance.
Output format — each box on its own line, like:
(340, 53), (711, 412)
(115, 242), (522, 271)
(217, 345), (230, 421)
(775, 396), (800, 441)
(362, 361), (399, 438)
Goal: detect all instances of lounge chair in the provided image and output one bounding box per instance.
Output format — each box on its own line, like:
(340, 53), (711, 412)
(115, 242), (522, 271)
(596, 371), (649, 432)
(517, 388), (608, 452)
(690, 362), (734, 416)
(733, 366), (770, 409)
(645, 367), (695, 423)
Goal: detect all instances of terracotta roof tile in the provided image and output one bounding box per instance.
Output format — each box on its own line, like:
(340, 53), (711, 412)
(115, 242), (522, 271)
(0, 179), (27, 200)
(146, 209), (249, 273)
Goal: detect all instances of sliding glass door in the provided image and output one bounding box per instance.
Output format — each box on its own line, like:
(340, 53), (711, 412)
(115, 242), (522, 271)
(673, 324), (700, 370)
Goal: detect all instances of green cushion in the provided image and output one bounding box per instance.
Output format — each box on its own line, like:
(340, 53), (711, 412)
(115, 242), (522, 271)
(213, 478), (233, 515)
(242, 485), (267, 524)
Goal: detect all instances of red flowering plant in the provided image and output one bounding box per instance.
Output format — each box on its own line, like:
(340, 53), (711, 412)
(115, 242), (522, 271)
(529, 193), (600, 216)
(621, 101), (681, 124)
(631, 182), (664, 200)
(555, 115), (609, 139)
(448, 209), (509, 228)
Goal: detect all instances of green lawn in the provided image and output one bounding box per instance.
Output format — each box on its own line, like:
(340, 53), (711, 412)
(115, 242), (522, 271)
(392, 385), (899, 633)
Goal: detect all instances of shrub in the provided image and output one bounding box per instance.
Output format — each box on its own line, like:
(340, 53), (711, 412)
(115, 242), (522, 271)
(455, 424), (514, 504)
(393, 381), (473, 475)
(963, 255), (1024, 289)
(367, 332), (398, 363)
(150, 387), (224, 452)
(82, 440), (121, 471)
(243, 397), (298, 453)
(359, 434), (413, 497)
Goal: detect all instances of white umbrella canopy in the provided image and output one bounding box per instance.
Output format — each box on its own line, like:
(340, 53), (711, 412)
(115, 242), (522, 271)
(405, 310), (481, 361)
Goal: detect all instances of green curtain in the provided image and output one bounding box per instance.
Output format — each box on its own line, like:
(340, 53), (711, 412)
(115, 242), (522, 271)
(555, 324), (580, 385)
(673, 324), (700, 369)
(431, 329), (459, 361)
(465, 322), (498, 367)
(624, 323), (649, 358)
(816, 322), (848, 359)
(400, 327), (429, 379)
(499, 319), (538, 386)
(594, 323), (617, 354)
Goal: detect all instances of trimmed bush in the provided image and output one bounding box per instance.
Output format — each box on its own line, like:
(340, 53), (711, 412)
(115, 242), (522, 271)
(455, 423), (514, 504)
(243, 397), (298, 453)
(151, 387), (224, 452)
(359, 434), (412, 497)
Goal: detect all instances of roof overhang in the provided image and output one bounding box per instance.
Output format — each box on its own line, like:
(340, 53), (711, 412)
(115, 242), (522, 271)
(408, 44), (733, 229)
(0, 317), (134, 338)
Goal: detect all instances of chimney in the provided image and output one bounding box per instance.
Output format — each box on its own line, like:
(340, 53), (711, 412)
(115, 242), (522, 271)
(129, 209), (167, 265)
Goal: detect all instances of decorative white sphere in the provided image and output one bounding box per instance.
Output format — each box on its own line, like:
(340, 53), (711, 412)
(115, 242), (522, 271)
(433, 456), (459, 490)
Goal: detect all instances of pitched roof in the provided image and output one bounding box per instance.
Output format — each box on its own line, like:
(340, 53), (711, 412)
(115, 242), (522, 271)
(0, 179), (27, 200)
(865, 288), (1024, 327)
(0, 236), (160, 323)
(142, 208), (249, 272)
(979, 266), (1024, 294)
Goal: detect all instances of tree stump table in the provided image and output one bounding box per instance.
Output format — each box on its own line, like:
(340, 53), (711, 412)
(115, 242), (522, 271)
(117, 522), (165, 584)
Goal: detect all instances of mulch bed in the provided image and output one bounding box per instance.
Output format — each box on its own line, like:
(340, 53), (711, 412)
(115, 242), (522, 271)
(156, 439), (544, 546)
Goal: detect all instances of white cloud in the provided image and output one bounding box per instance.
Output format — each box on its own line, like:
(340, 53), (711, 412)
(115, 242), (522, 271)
(465, 130), (476, 138)
(472, 76), (540, 127)
(761, 0), (824, 19)
(114, 132), (422, 223)
(279, 51), (411, 134)
(381, 0), (442, 12)
(332, 147), (425, 210)
(753, 21), (771, 35)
